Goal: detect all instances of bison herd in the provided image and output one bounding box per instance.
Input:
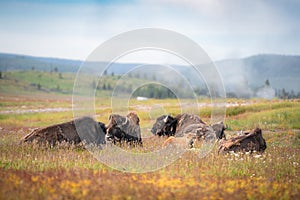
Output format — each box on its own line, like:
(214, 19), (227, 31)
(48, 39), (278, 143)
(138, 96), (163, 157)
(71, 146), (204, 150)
(22, 112), (267, 154)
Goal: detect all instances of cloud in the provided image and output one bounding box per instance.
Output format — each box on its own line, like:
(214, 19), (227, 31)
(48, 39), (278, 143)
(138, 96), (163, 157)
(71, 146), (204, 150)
(0, 0), (299, 61)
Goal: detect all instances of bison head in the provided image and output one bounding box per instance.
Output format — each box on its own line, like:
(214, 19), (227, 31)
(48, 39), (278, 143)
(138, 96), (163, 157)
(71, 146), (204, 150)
(106, 114), (127, 142)
(106, 113), (142, 145)
(211, 121), (227, 139)
(127, 112), (140, 125)
(252, 127), (267, 152)
(106, 123), (126, 144)
(151, 115), (177, 137)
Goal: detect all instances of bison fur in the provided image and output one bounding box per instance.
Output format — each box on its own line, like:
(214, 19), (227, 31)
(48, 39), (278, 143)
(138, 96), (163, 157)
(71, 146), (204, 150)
(106, 112), (142, 145)
(22, 117), (106, 146)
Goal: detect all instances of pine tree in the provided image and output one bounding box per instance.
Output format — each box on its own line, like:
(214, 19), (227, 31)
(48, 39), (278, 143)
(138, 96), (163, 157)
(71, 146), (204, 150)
(265, 79), (270, 86)
(281, 88), (287, 99)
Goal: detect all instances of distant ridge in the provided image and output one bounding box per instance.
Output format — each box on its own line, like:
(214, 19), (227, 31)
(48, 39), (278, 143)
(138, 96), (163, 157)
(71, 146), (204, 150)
(1, 52), (299, 94)
(0, 52), (82, 73)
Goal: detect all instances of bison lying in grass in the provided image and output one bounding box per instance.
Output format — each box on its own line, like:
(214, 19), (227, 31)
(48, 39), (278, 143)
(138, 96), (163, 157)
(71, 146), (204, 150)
(22, 117), (106, 146)
(22, 112), (266, 154)
(151, 115), (177, 137)
(152, 113), (227, 147)
(218, 128), (267, 154)
(106, 112), (142, 145)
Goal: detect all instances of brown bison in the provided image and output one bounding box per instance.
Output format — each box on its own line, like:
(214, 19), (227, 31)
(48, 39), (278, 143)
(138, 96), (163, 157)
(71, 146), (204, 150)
(218, 128), (267, 153)
(22, 117), (106, 146)
(151, 115), (177, 137)
(151, 113), (226, 141)
(106, 112), (142, 145)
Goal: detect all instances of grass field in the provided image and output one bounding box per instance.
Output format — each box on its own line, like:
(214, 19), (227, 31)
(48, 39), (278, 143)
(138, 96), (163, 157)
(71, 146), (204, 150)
(0, 92), (299, 199)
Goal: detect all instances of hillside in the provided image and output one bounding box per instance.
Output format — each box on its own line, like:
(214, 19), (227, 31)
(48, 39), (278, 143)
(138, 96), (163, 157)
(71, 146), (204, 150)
(0, 53), (81, 73)
(215, 54), (300, 97)
(0, 71), (179, 99)
(0, 52), (299, 98)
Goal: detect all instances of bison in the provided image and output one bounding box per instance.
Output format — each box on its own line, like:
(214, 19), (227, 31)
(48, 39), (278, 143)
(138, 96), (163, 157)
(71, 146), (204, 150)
(151, 115), (177, 137)
(151, 113), (226, 141)
(211, 121), (227, 140)
(22, 117), (106, 146)
(218, 128), (267, 153)
(106, 112), (142, 145)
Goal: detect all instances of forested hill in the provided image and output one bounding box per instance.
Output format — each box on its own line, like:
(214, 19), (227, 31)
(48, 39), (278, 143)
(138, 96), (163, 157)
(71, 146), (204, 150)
(1, 52), (299, 94)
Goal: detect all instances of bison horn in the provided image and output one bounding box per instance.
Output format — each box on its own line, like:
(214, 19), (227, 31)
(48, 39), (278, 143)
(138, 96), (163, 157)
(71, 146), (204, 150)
(163, 115), (169, 123)
(122, 117), (128, 125)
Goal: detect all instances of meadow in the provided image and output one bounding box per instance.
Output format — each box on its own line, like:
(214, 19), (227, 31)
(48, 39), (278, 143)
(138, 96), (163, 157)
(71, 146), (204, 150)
(0, 92), (299, 199)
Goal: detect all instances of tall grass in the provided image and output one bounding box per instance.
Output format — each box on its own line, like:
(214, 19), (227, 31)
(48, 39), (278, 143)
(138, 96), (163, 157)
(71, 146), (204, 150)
(0, 96), (300, 198)
(0, 128), (299, 199)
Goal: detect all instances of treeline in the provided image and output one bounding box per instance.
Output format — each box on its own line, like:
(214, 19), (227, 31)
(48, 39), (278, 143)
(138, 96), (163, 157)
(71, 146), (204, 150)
(2, 69), (299, 99)
(94, 72), (210, 99)
(132, 85), (176, 99)
(93, 75), (300, 99)
(226, 79), (300, 99)
(226, 90), (300, 99)
(94, 83), (208, 99)
(275, 88), (300, 99)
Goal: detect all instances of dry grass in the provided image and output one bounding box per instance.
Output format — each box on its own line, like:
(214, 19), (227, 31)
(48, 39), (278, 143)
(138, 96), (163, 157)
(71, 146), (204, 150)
(0, 128), (299, 199)
(0, 96), (300, 199)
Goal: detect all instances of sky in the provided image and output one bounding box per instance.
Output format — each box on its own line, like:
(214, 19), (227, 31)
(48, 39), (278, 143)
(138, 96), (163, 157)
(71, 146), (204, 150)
(0, 0), (300, 61)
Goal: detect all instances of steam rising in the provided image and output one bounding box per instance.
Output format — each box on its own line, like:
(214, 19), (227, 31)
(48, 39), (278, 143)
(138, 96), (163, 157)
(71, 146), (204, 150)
(256, 86), (275, 100)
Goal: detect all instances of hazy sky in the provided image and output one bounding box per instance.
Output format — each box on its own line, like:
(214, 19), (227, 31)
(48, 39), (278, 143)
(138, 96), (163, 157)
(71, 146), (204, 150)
(0, 0), (299, 61)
